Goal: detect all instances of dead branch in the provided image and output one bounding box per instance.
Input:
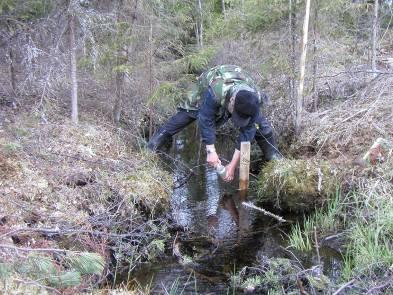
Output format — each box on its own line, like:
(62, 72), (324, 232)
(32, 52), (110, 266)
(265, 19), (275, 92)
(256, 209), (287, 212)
(366, 276), (393, 294)
(14, 278), (62, 294)
(242, 202), (287, 222)
(332, 279), (357, 295)
(0, 226), (152, 241)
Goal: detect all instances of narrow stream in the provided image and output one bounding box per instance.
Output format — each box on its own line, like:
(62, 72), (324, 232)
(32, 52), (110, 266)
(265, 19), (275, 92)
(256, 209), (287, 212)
(132, 126), (342, 294)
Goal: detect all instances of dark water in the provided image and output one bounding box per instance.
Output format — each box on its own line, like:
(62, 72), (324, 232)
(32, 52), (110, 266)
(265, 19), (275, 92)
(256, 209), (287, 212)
(132, 126), (342, 294)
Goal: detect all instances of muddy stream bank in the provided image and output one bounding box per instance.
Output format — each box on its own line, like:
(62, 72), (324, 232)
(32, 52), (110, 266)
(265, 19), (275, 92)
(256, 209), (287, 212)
(129, 127), (343, 294)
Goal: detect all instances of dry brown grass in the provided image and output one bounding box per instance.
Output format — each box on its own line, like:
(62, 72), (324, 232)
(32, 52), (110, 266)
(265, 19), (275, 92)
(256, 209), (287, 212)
(0, 101), (173, 291)
(294, 75), (393, 164)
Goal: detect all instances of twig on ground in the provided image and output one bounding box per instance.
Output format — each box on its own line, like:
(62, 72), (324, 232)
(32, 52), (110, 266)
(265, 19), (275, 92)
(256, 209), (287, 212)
(332, 279), (357, 295)
(366, 276), (393, 295)
(0, 226), (153, 240)
(242, 202), (286, 222)
(14, 278), (62, 294)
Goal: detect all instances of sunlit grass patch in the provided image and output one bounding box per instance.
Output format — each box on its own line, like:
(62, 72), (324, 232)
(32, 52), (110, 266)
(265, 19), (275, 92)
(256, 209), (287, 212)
(342, 223), (393, 280)
(288, 188), (343, 251)
(288, 220), (313, 252)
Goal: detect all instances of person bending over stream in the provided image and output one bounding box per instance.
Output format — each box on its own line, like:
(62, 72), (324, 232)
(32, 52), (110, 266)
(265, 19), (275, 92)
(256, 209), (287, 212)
(148, 65), (282, 182)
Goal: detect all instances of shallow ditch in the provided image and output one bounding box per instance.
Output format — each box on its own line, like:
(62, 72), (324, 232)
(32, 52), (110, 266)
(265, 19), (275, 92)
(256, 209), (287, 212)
(127, 126), (343, 293)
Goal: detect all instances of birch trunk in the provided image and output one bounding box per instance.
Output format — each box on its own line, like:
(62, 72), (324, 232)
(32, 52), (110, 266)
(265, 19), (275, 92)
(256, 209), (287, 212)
(198, 0), (203, 48)
(371, 0), (379, 78)
(312, 1), (319, 111)
(295, 0), (311, 135)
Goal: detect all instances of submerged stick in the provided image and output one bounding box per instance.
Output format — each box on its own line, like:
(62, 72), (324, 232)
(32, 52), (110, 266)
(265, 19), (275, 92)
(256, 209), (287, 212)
(242, 202), (287, 223)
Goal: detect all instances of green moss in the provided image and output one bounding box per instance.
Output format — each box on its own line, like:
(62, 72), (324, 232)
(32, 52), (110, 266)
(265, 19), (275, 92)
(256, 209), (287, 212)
(257, 159), (337, 211)
(124, 156), (172, 214)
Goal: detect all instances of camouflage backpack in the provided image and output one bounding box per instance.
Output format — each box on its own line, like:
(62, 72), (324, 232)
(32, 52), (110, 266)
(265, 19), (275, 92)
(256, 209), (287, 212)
(178, 65), (261, 111)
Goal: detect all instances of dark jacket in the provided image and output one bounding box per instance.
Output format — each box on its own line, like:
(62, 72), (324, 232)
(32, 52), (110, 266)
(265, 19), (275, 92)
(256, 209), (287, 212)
(178, 65), (265, 149)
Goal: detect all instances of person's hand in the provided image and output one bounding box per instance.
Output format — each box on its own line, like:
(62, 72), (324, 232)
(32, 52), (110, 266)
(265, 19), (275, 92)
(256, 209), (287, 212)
(223, 162), (236, 182)
(207, 151), (220, 167)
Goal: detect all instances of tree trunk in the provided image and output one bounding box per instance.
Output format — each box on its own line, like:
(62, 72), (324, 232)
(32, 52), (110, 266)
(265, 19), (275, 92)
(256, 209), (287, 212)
(113, 0), (125, 126)
(69, 12), (78, 125)
(198, 0), (203, 48)
(221, 0), (226, 18)
(312, 1), (319, 111)
(295, 0), (311, 135)
(148, 21), (154, 138)
(195, 23), (200, 48)
(288, 0), (297, 109)
(371, 0), (379, 78)
(8, 47), (16, 96)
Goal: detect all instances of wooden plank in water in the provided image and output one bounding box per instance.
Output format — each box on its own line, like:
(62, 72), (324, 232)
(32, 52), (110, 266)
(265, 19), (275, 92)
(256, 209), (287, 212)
(239, 141), (250, 192)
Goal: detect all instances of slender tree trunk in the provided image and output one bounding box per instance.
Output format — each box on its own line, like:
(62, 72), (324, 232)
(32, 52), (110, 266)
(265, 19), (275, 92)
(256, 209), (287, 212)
(8, 47), (16, 96)
(198, 0), (203, 48)
(312, 1), (319, 111)
(113, 0), (125, 126)
(113, 71), (124, 126)
(69, 12), (78, 124)
(221, 0), (226, 18)
(148, 21), (154, 138)
(289, 0), (297, 113)
(195, 23), (200, 48)
(295, 0), (311, 135)
(371, 0), (379, 78)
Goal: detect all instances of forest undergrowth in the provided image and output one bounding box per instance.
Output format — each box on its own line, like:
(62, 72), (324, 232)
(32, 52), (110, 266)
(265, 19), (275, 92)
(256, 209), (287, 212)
(0, 98), (172, 293)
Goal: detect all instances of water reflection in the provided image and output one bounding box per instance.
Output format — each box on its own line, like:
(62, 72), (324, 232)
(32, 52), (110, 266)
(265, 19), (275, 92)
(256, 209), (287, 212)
(171, 138), (192, 229)
(170, 133), (256, 245)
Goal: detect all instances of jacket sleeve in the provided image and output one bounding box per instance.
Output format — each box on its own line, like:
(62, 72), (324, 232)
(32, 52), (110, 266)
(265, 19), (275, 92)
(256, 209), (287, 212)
(236, 110), (261, 151)
(198, 88), (219, 145)
(236, 121), (257, 150)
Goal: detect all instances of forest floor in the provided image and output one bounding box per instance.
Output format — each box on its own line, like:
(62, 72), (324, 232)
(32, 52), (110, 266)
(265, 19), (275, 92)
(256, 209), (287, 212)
(0, 97), (173, 293)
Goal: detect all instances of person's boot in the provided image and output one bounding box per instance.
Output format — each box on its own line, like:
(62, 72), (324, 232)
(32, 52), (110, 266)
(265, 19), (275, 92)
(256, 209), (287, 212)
(147, 129), (172, 152)
(256, 132), (282, 161)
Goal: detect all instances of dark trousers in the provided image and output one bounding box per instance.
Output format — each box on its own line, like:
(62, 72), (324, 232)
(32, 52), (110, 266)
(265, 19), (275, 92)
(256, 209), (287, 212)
(159, 110), (198, 136)
(159, 109), (274, 145)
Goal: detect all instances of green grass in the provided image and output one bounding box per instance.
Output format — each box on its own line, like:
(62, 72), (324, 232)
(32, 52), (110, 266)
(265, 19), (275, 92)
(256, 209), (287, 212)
(339, 167), (393, 282)
(288, 222), (313, 252)
(288, 188), (343, 252)
(343, 223), (393, 280)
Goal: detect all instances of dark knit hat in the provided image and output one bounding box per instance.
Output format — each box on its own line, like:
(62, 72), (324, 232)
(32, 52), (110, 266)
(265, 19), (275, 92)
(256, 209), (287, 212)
(231, 90), (259, 127)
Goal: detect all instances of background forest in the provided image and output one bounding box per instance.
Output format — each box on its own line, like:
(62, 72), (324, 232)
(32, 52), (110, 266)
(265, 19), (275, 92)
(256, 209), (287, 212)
(0, 0), (392, 294)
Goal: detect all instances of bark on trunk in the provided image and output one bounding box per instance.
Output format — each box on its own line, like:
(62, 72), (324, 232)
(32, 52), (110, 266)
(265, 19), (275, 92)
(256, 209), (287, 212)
(9, 47), (16, 96)
(371, 0), (379, 78)
(113, 0), (125, 126)
(148, 21), (154, 137)
(312, 1), (319, 111)
(288, 0), (297, 109)
(69, 13), (78, 125)
(198, 0), (203, 48)
(296, 0), (311, 135)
